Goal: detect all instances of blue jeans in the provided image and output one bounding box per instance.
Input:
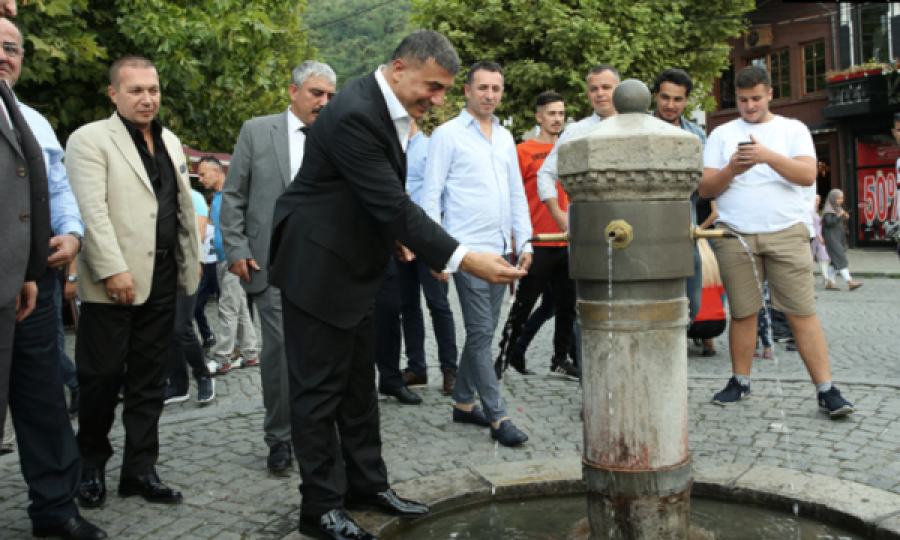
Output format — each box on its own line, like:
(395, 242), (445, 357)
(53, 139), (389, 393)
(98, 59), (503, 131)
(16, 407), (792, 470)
(452, 269), (507, 423)
(194, 262), (218, 341)
(54, 274), (78, 391)
(398, 259), (457, 374)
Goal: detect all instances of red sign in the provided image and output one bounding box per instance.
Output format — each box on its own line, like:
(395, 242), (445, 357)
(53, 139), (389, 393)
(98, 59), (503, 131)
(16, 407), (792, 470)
(856, 167), (900, 241)
(857, 140), (900, 168)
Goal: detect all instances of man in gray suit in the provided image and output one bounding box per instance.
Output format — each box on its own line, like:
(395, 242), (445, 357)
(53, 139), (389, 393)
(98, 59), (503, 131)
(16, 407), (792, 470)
(221, 60), (336, 473)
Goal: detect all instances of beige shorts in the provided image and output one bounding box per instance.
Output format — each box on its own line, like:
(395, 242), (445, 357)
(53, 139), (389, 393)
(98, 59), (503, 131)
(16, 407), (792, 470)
(711, 222), (816, 320)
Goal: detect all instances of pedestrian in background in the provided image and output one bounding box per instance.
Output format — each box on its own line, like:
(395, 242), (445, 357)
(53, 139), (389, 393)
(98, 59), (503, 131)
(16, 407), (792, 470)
(822, 189), (862, 291)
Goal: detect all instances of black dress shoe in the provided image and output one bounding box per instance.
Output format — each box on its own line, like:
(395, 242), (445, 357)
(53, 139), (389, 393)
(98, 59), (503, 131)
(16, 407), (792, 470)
(298, 508), (377, 540)
(118, 473), (183, 503)
(491, 419), (529, 447)
(452, 405), (491, 427)
(68, 388), (80, 416)
(77, 468), (106, 508)
(33, 516), (107, 539)
(345, 487), (430, 518)
(267, 441), (292, 473)
(379, 386), (422, 405)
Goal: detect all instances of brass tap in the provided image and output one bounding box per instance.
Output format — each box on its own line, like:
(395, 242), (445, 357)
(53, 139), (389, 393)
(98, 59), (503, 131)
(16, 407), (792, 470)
(605, 219), (633, 248)
(527, 232), (570, 244)
(691, 227), (735, 240)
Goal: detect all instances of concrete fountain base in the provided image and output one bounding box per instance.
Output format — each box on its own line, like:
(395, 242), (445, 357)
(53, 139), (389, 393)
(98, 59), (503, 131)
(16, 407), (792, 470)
(283, 458), (900, 539)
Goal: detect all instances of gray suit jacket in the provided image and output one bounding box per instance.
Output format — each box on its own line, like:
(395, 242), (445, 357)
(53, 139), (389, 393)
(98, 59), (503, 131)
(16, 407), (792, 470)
(221, 111), (292, 294)
(0, 99), (49, 308)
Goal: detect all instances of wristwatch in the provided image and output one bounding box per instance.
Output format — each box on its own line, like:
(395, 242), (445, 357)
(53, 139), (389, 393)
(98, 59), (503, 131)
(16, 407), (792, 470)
(68, 231), (84, 252)
(67, 274), (77, 283)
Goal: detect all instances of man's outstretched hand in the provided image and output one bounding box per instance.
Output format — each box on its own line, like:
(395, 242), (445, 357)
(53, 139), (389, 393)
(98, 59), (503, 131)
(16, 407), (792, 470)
(460, 252), (526, 284)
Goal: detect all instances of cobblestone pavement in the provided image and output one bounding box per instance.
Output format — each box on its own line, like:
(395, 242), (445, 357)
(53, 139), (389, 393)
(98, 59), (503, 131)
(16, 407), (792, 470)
(1, 277), (898, 538)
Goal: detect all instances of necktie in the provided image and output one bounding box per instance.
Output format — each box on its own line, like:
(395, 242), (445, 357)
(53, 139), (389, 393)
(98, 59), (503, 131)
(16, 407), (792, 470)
(300, 125), (310, 136)
(0, 81), (52, 281)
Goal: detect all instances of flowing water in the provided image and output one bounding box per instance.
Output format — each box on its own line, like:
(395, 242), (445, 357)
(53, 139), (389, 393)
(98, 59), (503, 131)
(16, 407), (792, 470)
(392, 496), (863, 540)
(733, 235), (799, 526)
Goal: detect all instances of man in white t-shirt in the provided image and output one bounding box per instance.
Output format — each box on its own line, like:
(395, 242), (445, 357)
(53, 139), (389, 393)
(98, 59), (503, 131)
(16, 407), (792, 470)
(699, 65), (854, 418)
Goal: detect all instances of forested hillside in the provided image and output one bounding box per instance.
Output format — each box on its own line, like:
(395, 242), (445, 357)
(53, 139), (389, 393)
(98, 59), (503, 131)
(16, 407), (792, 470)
(306, 0), (416, 88)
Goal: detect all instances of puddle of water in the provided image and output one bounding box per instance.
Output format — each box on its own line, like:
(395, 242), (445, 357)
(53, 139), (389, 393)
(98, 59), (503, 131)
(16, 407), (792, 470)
(394, 496), (864, 539)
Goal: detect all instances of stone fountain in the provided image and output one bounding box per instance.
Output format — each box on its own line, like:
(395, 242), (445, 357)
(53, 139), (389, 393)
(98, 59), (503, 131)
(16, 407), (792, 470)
(556, 79), (704, 539)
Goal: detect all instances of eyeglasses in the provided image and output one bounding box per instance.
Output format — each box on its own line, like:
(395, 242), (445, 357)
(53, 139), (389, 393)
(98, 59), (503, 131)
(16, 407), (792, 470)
(2, 42), (23, 58)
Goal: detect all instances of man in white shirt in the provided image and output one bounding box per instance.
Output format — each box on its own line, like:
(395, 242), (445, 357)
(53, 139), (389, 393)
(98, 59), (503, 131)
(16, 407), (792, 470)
(422, 61), (533, 447)
(220, 61), (336, 474)
(699, 65), (854, 418)
(536, 65), (619, 231)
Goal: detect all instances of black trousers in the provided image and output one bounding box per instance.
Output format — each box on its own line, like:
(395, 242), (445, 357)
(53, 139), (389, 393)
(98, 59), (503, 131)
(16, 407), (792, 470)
(375, 258), (403, 392)
(168, 291), (210, 392)
(497, 247), (576, 366)
(75, 255), (177, 477)
(282, 295), (389, 517)
(7, 268), (81, 528)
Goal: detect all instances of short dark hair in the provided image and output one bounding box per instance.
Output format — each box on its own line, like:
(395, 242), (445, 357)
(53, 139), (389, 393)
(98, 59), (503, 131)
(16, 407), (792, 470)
(109, 56), (155, 87)
(535, 92), (564, 111)
(651, 68), (694, 97)
(587, 64), (620, 83)
(391, 30), (460, 76)
(199, 155), (224, 172)
(893, 112), (900, 128)
(735, 66), (771, 90)
(465, 61), (503, 86)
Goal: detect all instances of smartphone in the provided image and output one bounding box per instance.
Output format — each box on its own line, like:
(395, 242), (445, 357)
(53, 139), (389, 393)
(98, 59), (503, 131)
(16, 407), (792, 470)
(738, 141), (753, 146)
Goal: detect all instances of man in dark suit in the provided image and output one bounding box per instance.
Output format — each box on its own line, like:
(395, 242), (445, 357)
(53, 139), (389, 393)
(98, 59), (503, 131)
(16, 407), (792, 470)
(0, 15), (106, 540)
(269, 30), (525, 540)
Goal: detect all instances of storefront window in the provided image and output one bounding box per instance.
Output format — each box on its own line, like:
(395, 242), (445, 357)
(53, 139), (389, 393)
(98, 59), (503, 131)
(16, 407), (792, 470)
(803, 41), (827, 95)
(719, 63), (735, 110)
(855, 134), (900, 243)
(859, 3), (890, 63)
(747, 50), (791, 99)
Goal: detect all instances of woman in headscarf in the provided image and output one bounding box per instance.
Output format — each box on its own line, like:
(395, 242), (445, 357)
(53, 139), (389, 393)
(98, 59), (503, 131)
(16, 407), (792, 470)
(821, 189), (863, 291)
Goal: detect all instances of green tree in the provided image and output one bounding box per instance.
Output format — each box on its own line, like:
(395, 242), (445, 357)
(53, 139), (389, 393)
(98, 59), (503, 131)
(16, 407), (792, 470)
(306, 0), (415, 88)
(412, 0), (753, 139)
(15, 0), (314, 152)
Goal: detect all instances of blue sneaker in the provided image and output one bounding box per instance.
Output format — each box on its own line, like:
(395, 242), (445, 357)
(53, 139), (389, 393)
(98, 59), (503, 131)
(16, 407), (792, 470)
(818, 386), (854, 418)
(712, 376), (751, 406)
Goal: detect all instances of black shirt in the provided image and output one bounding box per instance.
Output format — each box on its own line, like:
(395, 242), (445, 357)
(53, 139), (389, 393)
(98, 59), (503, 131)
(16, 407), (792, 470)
(118, 113), (178, 249)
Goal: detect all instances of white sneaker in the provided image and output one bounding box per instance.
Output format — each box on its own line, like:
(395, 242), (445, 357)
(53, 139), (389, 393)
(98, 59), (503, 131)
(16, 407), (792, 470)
(206, 360), (220, 376)
(230, 358), (244, 369)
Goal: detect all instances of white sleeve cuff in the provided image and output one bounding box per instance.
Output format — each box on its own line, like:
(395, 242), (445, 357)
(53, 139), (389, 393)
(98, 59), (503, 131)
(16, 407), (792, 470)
(444, 245), (469, 273)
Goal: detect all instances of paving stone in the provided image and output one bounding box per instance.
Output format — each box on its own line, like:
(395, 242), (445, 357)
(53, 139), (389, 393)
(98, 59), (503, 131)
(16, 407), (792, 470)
(2, 278), (899, 538)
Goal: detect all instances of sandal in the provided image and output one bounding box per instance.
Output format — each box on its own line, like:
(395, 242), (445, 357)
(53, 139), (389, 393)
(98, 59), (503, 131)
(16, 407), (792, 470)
(753, 349), (761, 358)
(701, 345), (716, 357)
(763, 350), (772, 359)
(825, 282), (840, 291)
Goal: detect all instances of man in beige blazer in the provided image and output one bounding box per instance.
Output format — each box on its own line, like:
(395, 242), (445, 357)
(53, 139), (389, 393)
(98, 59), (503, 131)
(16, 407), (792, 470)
(65, 56), (200, 509)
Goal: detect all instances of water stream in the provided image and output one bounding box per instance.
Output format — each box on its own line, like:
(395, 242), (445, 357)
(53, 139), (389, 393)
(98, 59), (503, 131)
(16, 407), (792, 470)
(733, 235), (800, 529)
